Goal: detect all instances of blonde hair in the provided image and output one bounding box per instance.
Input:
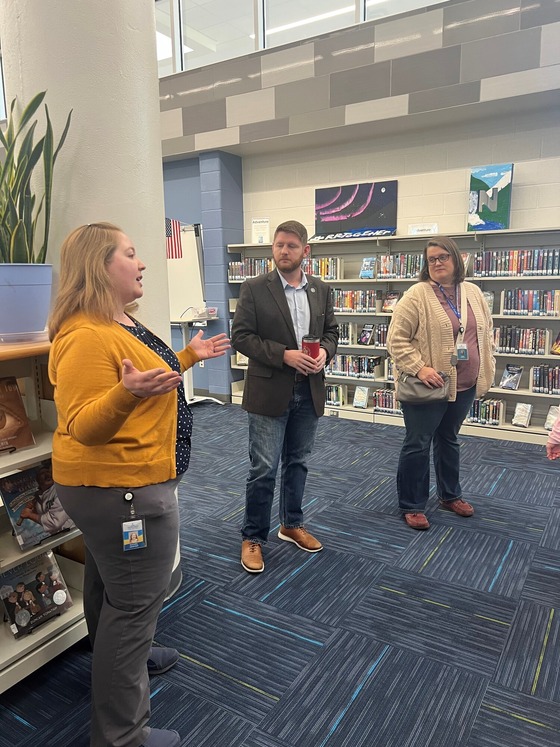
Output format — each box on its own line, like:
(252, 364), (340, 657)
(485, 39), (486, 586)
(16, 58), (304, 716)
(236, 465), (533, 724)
(48, 222), (125, 339)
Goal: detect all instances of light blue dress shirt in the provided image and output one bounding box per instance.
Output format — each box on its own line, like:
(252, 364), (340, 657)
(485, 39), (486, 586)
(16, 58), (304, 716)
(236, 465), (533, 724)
(277, 269), (311, 349)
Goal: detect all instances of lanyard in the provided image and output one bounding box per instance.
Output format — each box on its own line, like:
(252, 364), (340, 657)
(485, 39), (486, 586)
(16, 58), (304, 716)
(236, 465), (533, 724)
(436, 283), (463, 333)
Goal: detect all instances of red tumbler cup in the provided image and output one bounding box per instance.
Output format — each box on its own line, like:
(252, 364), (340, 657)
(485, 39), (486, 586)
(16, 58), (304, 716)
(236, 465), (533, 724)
(302, 336), (320, 358)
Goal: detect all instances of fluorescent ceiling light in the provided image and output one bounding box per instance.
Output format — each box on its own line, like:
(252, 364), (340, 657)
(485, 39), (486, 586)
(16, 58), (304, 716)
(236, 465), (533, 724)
(266, 5), (354, 36)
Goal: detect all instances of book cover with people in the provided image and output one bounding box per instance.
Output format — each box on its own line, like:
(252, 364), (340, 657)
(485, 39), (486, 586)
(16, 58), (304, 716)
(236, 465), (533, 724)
(0, 376), (35, 453)
(0, 550), (73, 638)
(499, 363), (523, 390)
(0, 460), (75, 551)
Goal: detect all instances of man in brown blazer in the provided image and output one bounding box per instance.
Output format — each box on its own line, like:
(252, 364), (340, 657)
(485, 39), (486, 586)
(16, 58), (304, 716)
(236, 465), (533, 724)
(231, 220), (338, 573)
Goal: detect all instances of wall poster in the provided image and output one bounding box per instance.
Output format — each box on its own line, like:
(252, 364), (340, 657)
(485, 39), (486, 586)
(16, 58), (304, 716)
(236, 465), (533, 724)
(311, 180), (398, 241)
(467, 163), (513, 232)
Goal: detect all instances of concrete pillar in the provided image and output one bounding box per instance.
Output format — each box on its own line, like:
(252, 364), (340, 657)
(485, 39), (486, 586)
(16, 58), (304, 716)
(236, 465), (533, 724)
(0, 0), (182, 595)
(0, 0), (171, 341)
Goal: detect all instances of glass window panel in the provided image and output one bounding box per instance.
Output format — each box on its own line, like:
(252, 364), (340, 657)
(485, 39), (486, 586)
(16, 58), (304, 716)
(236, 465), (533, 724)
(265, 1), (356, 49)
(366, 0), (451, 22)
(155, 0), (175, 77)
(182, 0), (255, 70)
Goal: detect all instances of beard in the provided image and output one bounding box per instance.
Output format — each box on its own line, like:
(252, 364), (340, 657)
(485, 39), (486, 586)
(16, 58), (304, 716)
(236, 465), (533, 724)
(275, 255), (304, 274)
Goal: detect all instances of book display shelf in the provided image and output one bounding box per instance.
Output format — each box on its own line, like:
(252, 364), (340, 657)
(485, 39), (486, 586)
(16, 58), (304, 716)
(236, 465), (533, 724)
(228, 229), (560, 444)
(0, 341), (86, 694)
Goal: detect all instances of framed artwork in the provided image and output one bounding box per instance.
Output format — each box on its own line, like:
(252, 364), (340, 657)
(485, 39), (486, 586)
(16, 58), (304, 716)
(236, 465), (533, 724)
(311, 181), (398, 240)
(467, 163), (513, 231)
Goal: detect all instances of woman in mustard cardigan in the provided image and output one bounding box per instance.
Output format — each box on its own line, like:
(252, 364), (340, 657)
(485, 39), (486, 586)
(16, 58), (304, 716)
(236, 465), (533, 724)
(387, 237), (495, 531)
(48, 223), (229, 747)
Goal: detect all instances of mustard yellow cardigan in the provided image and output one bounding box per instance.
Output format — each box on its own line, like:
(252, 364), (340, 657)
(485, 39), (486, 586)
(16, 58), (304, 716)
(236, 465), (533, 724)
(48, 313), (199, 488)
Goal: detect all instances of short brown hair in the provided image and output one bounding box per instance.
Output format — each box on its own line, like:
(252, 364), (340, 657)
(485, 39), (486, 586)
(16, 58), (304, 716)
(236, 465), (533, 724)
(274, 220), (308, 246)
(418, 236), (465, 283)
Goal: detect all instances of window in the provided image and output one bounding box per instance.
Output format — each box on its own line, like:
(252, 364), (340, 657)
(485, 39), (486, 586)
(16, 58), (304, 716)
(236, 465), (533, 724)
(265, 1), (357, 49)
(182, 0), (255, 70)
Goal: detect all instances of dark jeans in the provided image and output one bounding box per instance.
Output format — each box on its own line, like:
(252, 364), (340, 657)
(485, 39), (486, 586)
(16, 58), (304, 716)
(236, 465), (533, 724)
(397, 386), (476, 513)
(242, 379), (319, 544)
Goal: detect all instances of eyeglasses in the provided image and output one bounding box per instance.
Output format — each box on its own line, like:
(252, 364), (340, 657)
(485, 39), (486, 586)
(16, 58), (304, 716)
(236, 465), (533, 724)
(427, 253), (451, 265)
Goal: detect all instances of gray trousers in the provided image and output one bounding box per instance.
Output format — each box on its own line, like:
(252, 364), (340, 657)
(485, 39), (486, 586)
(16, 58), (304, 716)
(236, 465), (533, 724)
(56, 479), (180, 747)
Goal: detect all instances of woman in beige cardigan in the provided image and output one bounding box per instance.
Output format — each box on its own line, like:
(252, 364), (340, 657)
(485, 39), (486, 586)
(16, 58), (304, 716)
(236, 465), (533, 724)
(387, 237), (495, 530)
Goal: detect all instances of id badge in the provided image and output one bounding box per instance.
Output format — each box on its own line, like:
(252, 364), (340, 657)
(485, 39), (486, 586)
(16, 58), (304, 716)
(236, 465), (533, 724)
(457, 343), (469, 361)
(122, 518), (147, 551)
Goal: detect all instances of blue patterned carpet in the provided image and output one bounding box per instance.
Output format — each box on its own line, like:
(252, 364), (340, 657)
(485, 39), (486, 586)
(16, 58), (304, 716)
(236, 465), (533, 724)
(2, 403), (560, 746)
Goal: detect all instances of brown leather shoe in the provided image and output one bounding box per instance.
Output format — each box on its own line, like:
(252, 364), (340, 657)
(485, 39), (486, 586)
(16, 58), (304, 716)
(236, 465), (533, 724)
(241, 540), (264, 573)
(278, 526), (323, 552)
(403, 512), (430, 530)
(440, 498), (474, 517)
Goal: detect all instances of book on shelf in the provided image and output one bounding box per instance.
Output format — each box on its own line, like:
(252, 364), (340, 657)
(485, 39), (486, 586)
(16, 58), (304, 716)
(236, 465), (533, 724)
(326, 384), (346, 407)
(0, 460), (75, 551)
(544, 405), (559, 431)
(0, 550), (73, 639)
(498, 363), (523, 390)
(511, 402), (533, 428)
(0, 376), (35, 453)
(382, 292), (401, 313)
(482, 291), (494, 316)
(357, 323), (375, 345)
(359, 257), (376, 279)
(235, 351), (249, 367)
(551, 331), (560, 355)
(460, 252), (471, 274)
(352, 386), (369, 409)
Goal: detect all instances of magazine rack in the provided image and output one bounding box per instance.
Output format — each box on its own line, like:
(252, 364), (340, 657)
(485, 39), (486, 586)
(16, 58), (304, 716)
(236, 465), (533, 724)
(0, 341), (86, 694)
(228, 229), (560, 444)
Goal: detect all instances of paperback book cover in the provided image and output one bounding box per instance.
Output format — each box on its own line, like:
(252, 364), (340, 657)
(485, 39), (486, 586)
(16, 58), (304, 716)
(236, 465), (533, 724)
(551, 331), (560, 355)
(353, 386), (369, 409)
(0, 550), (73, 638)
(0, 460), (75, 551)
(544, 405), (559, 431)
(499, 363), (523, 390)
(482, 291), (495, 316)
(512, 402), (533, 428)
(359, 257), (376, 279)
(461, 252), (471, 274)
(0, 376), (35, 453)
(357, 324), (375, 345)
(382, 292), (401, 313)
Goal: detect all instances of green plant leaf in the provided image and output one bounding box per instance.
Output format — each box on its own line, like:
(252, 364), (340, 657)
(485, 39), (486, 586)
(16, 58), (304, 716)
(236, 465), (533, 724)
(10, 220), (31, 263)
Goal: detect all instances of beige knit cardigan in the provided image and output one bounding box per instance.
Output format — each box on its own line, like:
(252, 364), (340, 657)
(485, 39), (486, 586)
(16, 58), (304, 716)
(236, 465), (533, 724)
(386, 281), (496, 401)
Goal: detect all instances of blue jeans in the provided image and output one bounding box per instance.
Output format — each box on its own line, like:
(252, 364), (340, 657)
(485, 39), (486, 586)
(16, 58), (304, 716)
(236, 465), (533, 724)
(397, 386), (476, 513)
(242, 379), (319, 544)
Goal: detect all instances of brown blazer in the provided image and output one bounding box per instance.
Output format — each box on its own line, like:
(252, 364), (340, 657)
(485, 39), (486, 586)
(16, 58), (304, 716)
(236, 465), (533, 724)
(231, 271), (338, 417)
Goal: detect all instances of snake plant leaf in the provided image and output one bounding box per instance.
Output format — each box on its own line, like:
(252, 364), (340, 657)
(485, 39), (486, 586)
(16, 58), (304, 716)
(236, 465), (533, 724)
(10, 220), (31, 263)
(0, 92), (71, 263)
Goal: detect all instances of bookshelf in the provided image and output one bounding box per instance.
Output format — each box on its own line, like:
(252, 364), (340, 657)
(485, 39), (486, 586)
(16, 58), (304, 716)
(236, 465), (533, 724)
(0, 341), (86, 694)
(227, 229), (560, 444)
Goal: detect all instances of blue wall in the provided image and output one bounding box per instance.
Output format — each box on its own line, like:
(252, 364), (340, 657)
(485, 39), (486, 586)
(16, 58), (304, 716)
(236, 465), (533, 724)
(163, 159), (202, 224)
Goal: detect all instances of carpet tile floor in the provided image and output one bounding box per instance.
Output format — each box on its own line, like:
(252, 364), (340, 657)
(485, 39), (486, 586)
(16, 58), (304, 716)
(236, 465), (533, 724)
(1, 402), (559, 746)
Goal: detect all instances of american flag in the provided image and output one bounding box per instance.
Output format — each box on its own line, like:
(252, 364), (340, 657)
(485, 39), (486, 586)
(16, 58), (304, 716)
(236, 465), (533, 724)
(165, 217), (182, 259)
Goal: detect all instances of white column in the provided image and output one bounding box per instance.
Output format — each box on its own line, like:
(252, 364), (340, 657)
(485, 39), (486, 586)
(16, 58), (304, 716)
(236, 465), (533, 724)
(0, 0), (171, 341)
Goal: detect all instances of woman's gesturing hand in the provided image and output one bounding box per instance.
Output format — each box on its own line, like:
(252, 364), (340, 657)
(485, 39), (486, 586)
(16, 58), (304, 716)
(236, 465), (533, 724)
(122, 359), (182, 398)
(189, 330), (230, 360)
(417, 366), (446, 389)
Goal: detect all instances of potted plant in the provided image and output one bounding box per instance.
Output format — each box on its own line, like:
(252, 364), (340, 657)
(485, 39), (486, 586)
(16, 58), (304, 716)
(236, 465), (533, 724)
(0, 91), (72, 340)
